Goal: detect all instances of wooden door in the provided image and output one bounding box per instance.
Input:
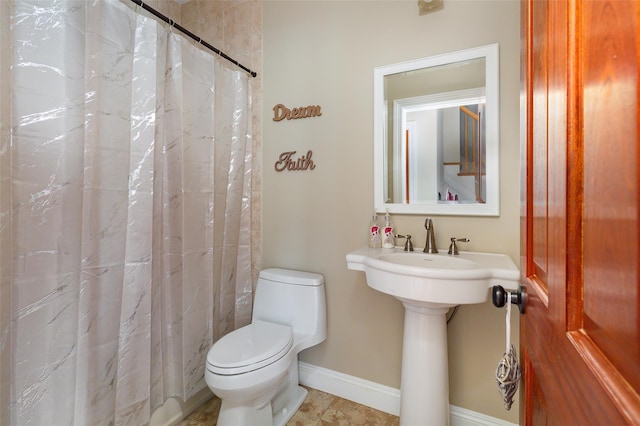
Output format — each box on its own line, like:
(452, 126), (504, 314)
(520, 0), (640, 424)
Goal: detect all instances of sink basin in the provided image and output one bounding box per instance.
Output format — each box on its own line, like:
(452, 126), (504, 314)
(378, 252), (476, 269)
(346, 245), (520, 425)
(346, 246), (520, 307)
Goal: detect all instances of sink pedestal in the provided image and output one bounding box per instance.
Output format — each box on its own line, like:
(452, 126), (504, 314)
(345, 246), (521, 426)
(400, 301), (450, 426)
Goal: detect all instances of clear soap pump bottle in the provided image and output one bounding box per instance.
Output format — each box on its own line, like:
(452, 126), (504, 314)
(382, 210), (395, 249)
(368, 211), (381, 249)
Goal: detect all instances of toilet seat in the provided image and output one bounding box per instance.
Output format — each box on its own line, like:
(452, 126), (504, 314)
(207, 320), (293, 376)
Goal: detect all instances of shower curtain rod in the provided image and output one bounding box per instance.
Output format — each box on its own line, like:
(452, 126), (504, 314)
(128, 0), (257, 78)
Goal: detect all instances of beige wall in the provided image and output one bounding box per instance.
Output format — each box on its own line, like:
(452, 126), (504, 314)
(262, 1), (521, 422)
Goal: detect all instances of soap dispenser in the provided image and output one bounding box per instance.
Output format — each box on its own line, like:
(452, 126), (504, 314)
(368, 211), (381, 248)
(382, 210), (395, 249)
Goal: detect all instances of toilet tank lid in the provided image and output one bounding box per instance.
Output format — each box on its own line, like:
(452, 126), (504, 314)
(260, 268), (324, 286)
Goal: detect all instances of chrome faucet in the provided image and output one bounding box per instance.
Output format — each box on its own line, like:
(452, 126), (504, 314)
(396, 234), (414, 252)
(423, 218), (438, 253)
(448, 237), (470, 255)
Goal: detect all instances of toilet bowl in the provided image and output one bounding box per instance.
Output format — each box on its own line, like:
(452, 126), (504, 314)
(205, 268), (327, 426)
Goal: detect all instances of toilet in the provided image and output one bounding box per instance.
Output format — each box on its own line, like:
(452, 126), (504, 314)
(205, 268), (327, 426)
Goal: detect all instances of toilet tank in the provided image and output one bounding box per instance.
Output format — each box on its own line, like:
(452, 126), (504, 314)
(252, 268), (327, 352)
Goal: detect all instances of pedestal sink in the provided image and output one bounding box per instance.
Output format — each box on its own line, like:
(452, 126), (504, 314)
(346, 246), (519, 426)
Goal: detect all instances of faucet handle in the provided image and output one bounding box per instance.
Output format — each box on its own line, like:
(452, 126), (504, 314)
(448, 237), (469, 255)
(396, 234), (414, 252)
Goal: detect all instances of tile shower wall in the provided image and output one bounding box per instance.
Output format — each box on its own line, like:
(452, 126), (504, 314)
(192, 0), (262, 287)
(169, 0), (263, 286)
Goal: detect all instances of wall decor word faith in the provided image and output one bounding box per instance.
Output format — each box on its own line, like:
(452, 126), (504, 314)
(275, 150), (316, 172)
(272, 103), (322, 121)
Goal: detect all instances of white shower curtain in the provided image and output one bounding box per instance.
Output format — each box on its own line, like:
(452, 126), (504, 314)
(0, 1), (254, 424)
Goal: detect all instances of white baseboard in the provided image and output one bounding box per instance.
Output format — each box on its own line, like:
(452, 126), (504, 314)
(299, 361), (401, 416)
(298, 362), (517, 426)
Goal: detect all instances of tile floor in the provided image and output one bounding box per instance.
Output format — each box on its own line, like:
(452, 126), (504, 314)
(177, 386), (400, 426)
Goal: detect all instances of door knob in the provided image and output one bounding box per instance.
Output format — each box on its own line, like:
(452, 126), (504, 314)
(492, 285), (526, 314)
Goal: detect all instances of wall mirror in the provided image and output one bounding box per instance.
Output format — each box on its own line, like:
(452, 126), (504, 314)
(374, 44), (499, 216)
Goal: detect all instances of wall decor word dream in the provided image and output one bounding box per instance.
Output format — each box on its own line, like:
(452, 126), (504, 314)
(272, 103), (322, 121)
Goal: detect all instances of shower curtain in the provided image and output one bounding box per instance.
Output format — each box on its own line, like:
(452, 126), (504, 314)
(0, 1), (254, 424)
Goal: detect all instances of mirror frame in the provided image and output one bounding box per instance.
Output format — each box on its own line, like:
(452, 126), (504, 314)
(374, 43), (500, 216)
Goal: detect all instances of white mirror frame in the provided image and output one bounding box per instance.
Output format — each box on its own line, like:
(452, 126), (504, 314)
(374, 43), (500, 216)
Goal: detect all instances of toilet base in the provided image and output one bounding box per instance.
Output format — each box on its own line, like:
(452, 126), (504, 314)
(213, 359), (308, 426)
(273, 385), (307, 426)
(216, 384), (306, 426)
(217, 399), (273, 426)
